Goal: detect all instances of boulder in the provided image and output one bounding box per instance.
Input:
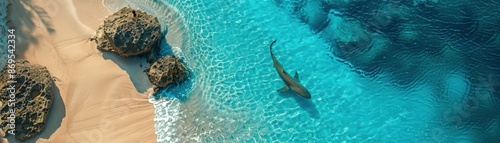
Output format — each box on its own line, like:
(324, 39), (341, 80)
(1, 128), (8, 143)
(147, 56), (188, 89)
(0, 60), (55, 141)
(91, 7), (162, 57)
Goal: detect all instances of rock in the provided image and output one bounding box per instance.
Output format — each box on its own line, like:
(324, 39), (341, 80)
(0, 128), (8, 143)
(147, 56), (188, 89)
(0, 60), (55, 141)
(0, 129), (4, 137)
(91, 7), (162, 57)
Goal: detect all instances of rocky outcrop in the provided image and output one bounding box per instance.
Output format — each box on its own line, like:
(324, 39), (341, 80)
(0, 60), (55, 141)
(91, 7), (162, 57)
(0, 128), (8, 143)
(147, 56), (188, 89)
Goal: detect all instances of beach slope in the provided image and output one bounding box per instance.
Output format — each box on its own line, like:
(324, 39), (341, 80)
(8, 0), (157, 142)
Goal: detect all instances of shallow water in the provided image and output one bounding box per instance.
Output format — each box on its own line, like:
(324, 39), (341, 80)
(107, 0), (499, 142)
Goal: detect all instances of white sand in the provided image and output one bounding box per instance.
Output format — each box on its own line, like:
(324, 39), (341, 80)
(8, 0), (157, 142)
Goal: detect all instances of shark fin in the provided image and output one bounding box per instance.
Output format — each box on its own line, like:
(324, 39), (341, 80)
(277, 86), (289, 92)
(294, 72), (300, 82)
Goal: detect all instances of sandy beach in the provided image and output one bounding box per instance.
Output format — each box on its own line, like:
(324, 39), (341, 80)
(7, 0), (157, 142)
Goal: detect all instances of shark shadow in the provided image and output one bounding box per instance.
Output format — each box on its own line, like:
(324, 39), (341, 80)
(278, 91), (320, 119)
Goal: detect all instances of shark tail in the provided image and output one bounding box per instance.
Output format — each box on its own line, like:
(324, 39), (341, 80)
(270, 40), (277, 56)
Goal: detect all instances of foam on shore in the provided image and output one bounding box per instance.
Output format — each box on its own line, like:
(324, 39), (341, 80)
(102, 1), (192, 142)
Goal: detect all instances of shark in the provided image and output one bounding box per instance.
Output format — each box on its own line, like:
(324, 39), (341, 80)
(269, 40), (312, 99)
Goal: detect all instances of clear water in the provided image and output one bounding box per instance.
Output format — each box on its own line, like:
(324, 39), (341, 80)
(106, 0), (500, 142)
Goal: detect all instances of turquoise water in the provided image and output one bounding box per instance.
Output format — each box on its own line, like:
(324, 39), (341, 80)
(107, 0), (500, 142)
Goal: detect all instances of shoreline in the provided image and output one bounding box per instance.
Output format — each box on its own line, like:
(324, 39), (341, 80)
(6, 0), (157, 142)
